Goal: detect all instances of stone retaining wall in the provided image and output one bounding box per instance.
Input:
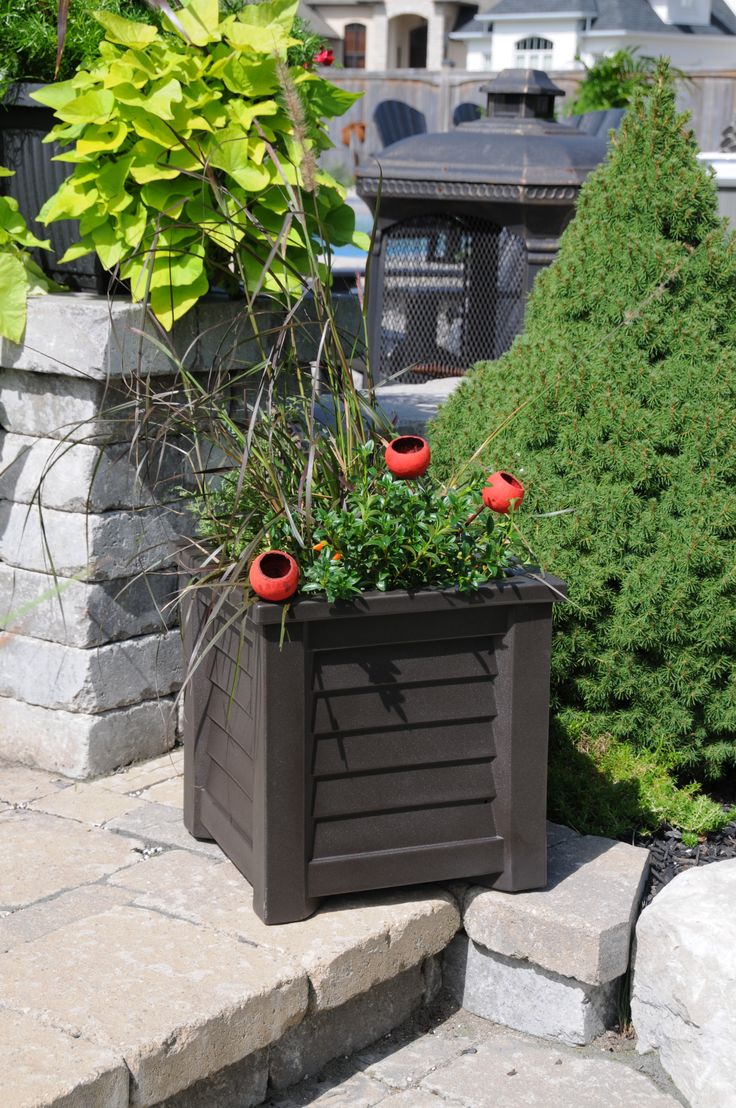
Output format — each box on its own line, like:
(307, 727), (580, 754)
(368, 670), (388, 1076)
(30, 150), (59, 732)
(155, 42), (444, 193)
(0, 293), (378, 778)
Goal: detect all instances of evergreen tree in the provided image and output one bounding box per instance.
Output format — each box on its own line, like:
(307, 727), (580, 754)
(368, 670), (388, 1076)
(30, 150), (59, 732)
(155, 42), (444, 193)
(431, 64), (736, 779)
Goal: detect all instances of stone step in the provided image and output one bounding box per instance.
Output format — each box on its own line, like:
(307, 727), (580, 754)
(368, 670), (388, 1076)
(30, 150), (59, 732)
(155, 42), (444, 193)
(0, 756), (654, 1107)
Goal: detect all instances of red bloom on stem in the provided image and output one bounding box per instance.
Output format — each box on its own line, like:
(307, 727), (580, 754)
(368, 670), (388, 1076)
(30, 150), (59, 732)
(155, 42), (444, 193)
(482, 471), (525, 514)
(385, 436), (431, 479)
(313, 48), (334, 66)
(249, 550), (299, 602)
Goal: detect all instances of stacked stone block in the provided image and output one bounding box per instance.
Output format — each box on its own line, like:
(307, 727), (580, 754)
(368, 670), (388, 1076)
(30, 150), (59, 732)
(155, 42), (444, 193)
(0, 295), (243, 779)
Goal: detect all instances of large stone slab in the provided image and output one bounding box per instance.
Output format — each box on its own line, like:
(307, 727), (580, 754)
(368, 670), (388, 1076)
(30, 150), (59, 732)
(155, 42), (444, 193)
(462, 827), (650, 985)
(444, 933), (619, 1046)
(0, 369), (128, 441)
(0, 294), (197, 380)
(0, 431), (193, 512)
(421, 1027), (682, 1108)
(0, 500), (182, 579)
(0, 695), (176, 778)
(0, 629), (182, 713)
(631, 858), (736, 1108)
(100, 749), (184, 794)
(0, 563), (176, 647)
(108, 849), (460, 1012)
(0, 1008), (129, 1108)
(373, 379), (463, 433)
(0, 905), (309, 1106)
(0, 810), (143, 910)
(104, 803), (224, 858)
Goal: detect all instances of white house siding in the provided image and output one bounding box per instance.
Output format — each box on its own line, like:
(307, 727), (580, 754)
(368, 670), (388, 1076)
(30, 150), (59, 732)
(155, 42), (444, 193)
(465, 19), (584, 69)
(317, 0), (452, 67)
(580, 30), (736, 70)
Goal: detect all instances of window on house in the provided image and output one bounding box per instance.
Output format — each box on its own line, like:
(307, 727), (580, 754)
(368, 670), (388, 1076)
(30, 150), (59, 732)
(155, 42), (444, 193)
(514, 36), (553, 69)
(344, 23), (366, 68)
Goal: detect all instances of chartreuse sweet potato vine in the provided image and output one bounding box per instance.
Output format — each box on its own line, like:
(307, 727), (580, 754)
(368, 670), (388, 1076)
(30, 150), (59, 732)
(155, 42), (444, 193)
(0, 167), (61, 342)
(34, 0), (367, 328)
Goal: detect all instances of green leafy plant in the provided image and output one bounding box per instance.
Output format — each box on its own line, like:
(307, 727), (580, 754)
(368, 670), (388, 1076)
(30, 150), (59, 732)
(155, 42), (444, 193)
(33, 0), (366, 328)
(0, 0), (158, 98)
(565, 48), (660, 115)
(0, 166), (61, 341)
(430, 64), (736, 802)
(195, 438), (516, 602)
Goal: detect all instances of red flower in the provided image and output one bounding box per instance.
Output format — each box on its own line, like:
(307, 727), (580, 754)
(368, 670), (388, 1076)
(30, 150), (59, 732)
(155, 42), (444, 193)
(482, 471), (525, 514)
(313, 48), (334, 66)
(249, 550), (299, 602)
(384, 435), (431, 479)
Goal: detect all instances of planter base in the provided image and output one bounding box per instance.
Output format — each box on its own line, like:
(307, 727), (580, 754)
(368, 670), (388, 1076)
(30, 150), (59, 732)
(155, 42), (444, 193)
(183, 574), (565, 924)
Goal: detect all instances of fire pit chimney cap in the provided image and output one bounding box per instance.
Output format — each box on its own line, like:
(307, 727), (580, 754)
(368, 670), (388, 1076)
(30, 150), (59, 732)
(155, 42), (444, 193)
(480, 68), (565, 121)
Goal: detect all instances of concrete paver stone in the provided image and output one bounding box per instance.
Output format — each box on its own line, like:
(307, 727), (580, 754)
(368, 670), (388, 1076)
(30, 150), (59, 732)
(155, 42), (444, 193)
(0, 884), (131, 954)
(421, 1032), (682, 1107)
(0, 1007), (129, 1108)
(101, 750), (184, 795)
(357, 1028), (475, 1089)
(463, 832), (649, 985)
(104, 803), (224, 858)
(138, 774), (183, 807)
(109, 850), (460, 1012)
(28, 781), (146, 826)
(0, 905), (309, 1106)
(0, 763), (70, 805)
(0, 811), (144, 910)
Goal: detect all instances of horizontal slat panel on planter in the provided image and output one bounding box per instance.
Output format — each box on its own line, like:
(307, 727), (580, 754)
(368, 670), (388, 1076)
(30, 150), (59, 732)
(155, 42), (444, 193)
(312, 677), (494, 734)
(205, 684), (255, 757)
(308, 607), (508, 650)
(205, 757), (253, 832)
(307, 836), (505, 898)
(312, 638), (498, 691)
(204, 718), (254, 799)
(313, 761), (495, 819)
(312, 799), (496, 857)
(312, 719), (496, 775)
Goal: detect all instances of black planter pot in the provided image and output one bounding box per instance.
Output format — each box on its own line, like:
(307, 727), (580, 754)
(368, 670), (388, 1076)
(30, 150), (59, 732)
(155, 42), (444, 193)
(0, 82), (107, 291)
(182, 571), (566, 924)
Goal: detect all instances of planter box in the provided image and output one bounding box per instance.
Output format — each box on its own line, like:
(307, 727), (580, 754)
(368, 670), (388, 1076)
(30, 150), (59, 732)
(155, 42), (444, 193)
(182, 572), (566, 924)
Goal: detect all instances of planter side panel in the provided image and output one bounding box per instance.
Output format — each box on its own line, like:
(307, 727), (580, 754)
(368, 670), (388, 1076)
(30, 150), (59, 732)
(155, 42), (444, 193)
(304, 607), (508, 899)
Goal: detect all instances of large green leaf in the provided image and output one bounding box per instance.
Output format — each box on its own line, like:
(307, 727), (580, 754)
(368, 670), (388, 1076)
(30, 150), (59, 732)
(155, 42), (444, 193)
(55, 90), (116, 126)
(172, 0), (221, 46)
(0, 253), (29, 343)
(95, 11), (159, 46)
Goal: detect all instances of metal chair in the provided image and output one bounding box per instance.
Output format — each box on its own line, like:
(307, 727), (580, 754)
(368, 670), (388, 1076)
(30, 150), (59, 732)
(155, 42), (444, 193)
(373, 100), (427, 149)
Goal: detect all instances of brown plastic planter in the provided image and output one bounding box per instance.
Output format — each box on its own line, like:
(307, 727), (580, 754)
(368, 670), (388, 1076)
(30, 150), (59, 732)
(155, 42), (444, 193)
(182, 571), (566, 924)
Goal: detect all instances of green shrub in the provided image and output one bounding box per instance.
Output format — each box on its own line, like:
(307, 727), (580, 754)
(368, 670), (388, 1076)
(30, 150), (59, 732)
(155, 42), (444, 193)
(548, 714), (733, 844)
(565, 48), (659, 115)
(430, 65), (736, 786)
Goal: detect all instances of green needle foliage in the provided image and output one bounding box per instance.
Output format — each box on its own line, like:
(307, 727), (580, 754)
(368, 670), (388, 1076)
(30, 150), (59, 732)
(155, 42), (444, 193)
(430, 65), (736, 792)
(0, 0), (158, 97)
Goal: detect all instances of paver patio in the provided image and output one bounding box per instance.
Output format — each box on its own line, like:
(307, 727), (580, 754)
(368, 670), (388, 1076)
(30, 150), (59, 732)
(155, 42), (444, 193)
(0, 751), (682, 1107)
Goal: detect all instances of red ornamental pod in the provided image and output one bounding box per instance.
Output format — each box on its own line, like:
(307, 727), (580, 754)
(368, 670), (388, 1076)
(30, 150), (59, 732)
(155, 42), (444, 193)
(385, 435), (431, 479)
(482, 471), (525, 514)
(249, 550), (299, 602)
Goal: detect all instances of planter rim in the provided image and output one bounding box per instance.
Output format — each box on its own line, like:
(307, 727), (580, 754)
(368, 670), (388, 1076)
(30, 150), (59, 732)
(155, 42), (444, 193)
(1, 83), (50, 110)
(181, 554), (566, 625)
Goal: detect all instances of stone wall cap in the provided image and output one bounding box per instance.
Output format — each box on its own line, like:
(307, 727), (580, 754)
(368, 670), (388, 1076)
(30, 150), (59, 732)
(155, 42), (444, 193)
(462, 827), (650, 985)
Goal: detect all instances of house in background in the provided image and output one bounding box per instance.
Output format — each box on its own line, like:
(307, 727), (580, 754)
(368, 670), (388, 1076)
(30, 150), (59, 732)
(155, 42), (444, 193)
(302, 0), (473, 68)
(301, 0), (736, 70)
(449, 0), (736, 72)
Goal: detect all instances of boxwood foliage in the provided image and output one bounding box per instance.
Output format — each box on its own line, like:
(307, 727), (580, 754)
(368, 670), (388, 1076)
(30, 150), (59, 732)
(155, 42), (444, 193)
(430, 65), (736, 780)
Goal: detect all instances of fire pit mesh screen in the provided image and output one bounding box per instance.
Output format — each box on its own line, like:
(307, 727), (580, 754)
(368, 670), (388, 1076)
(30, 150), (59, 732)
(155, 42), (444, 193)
(374, 214), (526, 385)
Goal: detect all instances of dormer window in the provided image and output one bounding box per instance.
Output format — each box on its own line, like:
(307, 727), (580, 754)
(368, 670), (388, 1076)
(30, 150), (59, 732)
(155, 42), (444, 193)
(514, 36), (554, 69)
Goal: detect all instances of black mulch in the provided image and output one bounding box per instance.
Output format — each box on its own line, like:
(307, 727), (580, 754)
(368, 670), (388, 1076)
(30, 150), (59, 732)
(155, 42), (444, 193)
(634, 814), (736, 908)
